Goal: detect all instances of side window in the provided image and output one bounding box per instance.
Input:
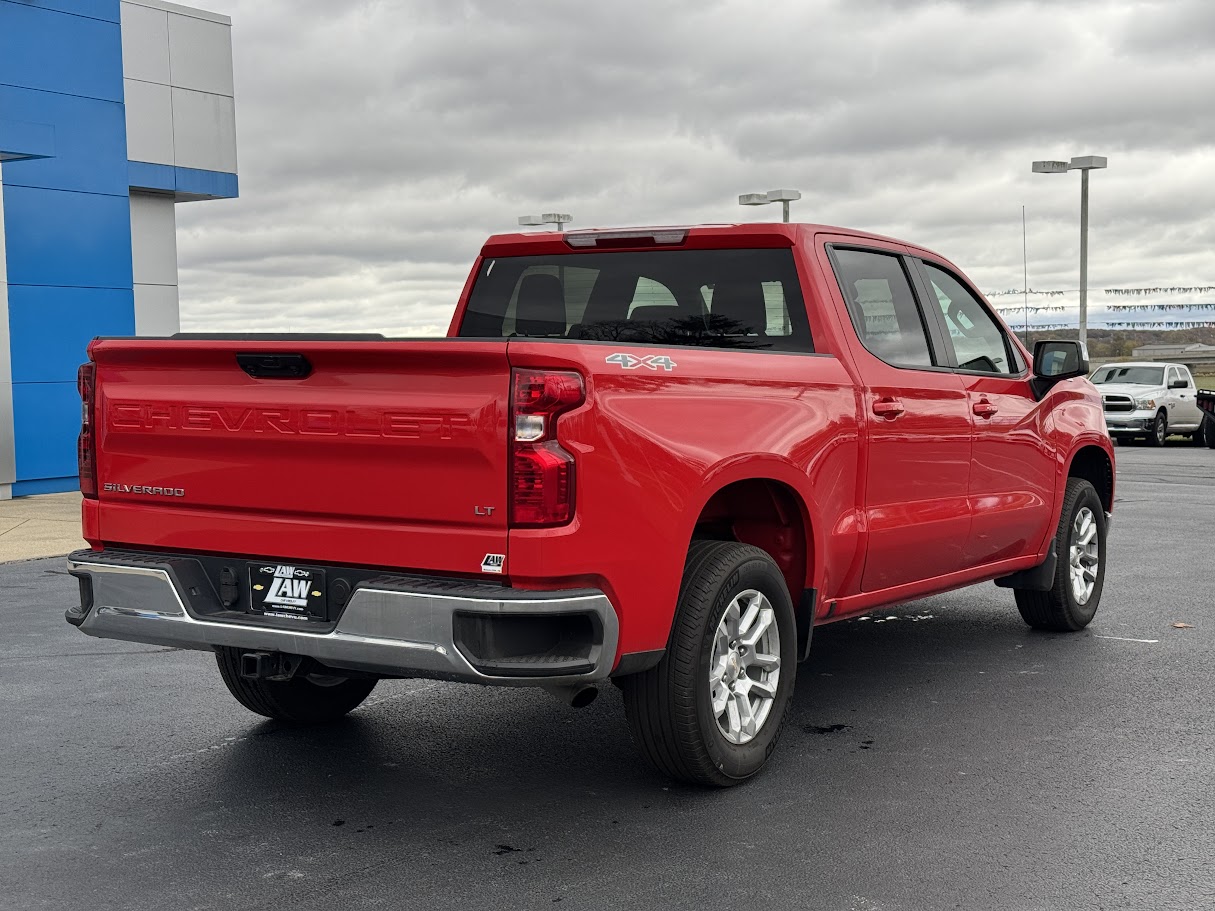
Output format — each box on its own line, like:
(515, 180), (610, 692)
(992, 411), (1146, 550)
(830, 248), (935, 368)
(923, 263), (1017, 375)
(1169, 367), (1189, 388)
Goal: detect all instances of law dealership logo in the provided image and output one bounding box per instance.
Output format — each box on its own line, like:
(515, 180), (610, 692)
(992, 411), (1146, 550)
(258, 565), (313, 608)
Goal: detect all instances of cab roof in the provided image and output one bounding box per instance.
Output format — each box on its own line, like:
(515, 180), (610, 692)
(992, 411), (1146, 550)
(480, 222), (948, 261)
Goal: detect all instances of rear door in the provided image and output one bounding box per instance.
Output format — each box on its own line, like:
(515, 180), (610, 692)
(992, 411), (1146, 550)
(911, 258), (1055, 567)
(822, 243), (973, 592)
(92, 338), (510, 576)
(1169, 366), (1204, 428)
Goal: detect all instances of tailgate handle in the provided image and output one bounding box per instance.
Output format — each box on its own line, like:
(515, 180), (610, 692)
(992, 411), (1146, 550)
(236, 353), (312, 379)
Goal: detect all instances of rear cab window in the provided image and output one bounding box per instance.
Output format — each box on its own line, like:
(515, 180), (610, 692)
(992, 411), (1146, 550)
(457, 249), (813, 352)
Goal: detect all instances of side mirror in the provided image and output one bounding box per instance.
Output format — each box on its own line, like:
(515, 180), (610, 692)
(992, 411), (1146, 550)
(1030, 339), (1089, 400)
(1169, 378), (1187, 389)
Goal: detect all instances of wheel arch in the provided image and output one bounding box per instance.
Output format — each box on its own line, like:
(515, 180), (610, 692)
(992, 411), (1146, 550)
(1066, 443), (1114, 514)
(688, 473), (817, 660)
(691, 477), (813, 593)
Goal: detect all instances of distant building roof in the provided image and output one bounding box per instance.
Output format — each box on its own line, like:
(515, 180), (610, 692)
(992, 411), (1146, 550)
(1131, 342), (1215, 355)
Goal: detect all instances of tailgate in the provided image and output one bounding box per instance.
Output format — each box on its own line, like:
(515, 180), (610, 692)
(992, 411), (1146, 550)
(90, 338), (510, 576)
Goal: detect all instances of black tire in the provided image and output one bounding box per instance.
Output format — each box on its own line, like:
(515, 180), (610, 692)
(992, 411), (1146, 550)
(1014, 477), (1106, 632)
(619, 541), (798, 787)
(1147, 410), (1167, 446)
(1193, 419), (1208, 447)
(1200, 415), (1215, 449)
(215, 648), (377, 723)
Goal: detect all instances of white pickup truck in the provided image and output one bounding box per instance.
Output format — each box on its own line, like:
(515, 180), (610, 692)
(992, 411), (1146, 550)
(1091, 361), (1212, 446)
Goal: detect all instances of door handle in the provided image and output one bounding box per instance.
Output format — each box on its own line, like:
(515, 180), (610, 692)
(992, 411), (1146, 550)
(972, 400), (999, 418)
(872, 397), (905, 418)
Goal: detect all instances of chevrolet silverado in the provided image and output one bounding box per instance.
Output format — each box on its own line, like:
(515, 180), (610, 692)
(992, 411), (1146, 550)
(66, 223), (1115, 785)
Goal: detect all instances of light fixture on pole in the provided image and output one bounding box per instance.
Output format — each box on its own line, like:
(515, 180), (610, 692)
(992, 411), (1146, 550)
(1031, 155), (1108, 347)
(738, 189), (802, 223)
(518, 213), (573, 232)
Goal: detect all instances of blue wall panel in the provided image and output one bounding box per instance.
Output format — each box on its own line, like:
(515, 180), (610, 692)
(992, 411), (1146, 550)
(3, 185), (132, 289)
(126, 161), (177, 193)
(0, 2), (123, 102)
(8, 286), (134, 383)
(12, 381), (81, 481)
(0, 87), (127, 195)
(175, 166), (239, 200)
(8, 1), (120, 24)
(0, 117), (56, 159)
(129, 161), (240, 200)
(12, 477), (80, 496)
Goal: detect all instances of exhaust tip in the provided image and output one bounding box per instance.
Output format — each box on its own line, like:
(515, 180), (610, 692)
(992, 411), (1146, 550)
(543, 683), (599, 708)
(569, 685), (598, 709)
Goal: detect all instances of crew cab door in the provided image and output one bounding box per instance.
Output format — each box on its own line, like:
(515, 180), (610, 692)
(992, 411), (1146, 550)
(822, 244), (973, 592)
(1168, 366), (1204, 429)
(911, 258), (1055, 567)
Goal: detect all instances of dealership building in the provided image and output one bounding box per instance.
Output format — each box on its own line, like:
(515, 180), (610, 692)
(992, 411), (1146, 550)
(0, 0), (237, 497)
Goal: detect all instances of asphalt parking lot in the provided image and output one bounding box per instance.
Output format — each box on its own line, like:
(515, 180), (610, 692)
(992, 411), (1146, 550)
(2, 444), (1212, 911)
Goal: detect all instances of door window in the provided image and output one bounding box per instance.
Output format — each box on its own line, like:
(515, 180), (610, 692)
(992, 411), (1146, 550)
(830, 249), (936, 368)
(923, 263), (1017, 375)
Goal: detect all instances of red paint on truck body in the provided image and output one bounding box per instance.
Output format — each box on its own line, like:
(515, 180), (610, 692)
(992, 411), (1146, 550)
(83, 223), (1113, 665)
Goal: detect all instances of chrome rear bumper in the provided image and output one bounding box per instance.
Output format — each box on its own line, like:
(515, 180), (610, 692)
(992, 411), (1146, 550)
(66, 551), (618, 685)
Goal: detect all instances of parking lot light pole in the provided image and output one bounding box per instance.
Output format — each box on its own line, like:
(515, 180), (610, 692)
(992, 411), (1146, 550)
(739, 189), (802, 223)
(1031, 156), (1108, 347)
(518, 213), (573, 232)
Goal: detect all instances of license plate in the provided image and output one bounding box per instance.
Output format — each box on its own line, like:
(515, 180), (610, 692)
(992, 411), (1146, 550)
(248, 563), (327, 621)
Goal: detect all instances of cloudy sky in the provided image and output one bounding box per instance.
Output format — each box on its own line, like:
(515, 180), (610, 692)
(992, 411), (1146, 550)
(175, 0), (1215, 336)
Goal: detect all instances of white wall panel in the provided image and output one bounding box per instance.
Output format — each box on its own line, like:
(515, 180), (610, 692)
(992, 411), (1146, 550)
(167, 13), (234, 97)
(134, 284), (181, 337)
(171, 87), (237, 172)
(120, 2), (171, 84)
(123, 78), (175, 165)
(129, 192), (178, 286)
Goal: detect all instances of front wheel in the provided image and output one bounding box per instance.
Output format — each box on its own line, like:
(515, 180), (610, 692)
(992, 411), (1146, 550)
(215, 648), (378, 723)
(1147, 411), (1167, 446)
(1014, 477), (1106, 631)
(620, 541), (797, 786)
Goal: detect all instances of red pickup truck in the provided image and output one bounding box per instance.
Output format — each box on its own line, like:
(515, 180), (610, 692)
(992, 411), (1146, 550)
(66, 223), (1114, 786)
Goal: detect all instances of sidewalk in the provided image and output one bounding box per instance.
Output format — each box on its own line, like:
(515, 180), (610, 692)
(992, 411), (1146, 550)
(0, 493), (87, 562)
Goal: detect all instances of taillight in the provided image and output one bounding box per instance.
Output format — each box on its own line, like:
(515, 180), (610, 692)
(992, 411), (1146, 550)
(510, 369), (584, 526)
(77, 362), (97, 499)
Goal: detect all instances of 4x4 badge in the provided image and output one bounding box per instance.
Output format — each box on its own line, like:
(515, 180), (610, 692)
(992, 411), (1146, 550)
(606, 353), (676, 371)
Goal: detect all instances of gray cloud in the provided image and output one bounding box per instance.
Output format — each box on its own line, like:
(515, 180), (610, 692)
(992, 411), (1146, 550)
(175, 0), (1215, 335)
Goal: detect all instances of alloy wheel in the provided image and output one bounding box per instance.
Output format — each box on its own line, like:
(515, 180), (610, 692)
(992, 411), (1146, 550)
(1069, 506), (1100, 605)
(709, 589), (781, 745)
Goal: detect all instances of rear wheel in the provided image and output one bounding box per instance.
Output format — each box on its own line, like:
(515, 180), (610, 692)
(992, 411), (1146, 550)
(1147, 410), (1167, 446)
(215, 648), (377, 723)
(620, 541), (797, 786)
(1208, 417), (1215, 449)
(1014, 477), (1106, 631)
